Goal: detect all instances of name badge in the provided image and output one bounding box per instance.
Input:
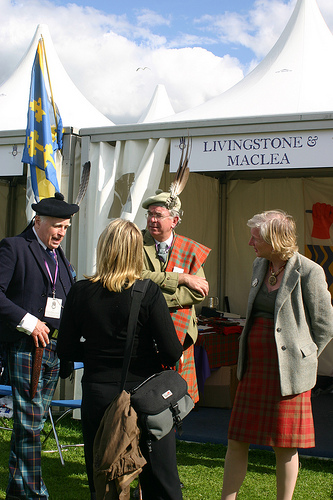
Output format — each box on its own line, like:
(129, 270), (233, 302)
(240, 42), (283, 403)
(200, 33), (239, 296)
(45, 297), (62, 319)
(173, 266), (184, 273)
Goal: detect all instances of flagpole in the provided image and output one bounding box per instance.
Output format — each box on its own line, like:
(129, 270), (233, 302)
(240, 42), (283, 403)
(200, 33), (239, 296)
(40, 35), (58, 131)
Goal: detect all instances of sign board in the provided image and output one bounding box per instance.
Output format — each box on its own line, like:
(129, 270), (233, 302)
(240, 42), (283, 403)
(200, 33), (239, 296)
(0, 145), (24, 176)
(170, 131), (333, 172)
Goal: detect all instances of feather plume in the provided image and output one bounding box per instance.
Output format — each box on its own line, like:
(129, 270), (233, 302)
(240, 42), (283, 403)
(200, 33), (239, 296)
(165, 135), (192, 209)
(75, 161), (91, 206)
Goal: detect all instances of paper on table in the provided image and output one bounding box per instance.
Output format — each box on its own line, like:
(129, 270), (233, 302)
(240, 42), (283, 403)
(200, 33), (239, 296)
(198, 325), (216, 335)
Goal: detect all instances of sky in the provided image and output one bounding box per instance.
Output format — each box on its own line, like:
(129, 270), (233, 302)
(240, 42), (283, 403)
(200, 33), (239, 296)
(1, 0), (333, 124)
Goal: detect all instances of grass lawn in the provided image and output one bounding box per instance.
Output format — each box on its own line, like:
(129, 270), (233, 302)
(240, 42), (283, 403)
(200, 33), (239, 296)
(0, 415), (332, 499)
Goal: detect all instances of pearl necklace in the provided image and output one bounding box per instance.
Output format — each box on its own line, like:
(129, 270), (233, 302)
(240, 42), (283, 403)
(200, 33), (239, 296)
(268, 262), (286, 286)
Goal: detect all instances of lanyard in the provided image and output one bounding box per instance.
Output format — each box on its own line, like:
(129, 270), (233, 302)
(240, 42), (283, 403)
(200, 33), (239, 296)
(44, 255), (59, 298)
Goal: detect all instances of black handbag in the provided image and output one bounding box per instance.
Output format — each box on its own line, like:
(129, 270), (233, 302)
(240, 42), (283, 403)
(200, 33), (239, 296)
(130, 369), (194, 440)
(120, 280), (194, 444)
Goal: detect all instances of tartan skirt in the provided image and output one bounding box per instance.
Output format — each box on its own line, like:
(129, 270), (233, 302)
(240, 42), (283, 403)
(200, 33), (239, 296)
(228, 317), (315, 448)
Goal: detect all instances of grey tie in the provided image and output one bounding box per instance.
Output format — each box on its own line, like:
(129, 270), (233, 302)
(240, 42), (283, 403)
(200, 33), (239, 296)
(157, 242), (168, 263)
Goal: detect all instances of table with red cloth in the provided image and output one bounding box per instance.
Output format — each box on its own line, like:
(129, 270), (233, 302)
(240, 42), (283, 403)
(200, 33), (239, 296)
(194, 318), (243, 395)
(193, 317), (242, 402)
(196, 318), (243, 369)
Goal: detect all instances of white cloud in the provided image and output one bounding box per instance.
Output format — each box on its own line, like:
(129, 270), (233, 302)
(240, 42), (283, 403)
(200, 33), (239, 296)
(150, 48), (243, 114)
(195, 0), (295, 69)
(1, 0), (332, 124)
(136, 9), (171, 28)
(195, 0), (333, 69)
(167, 33), (218, 50)
(0, 0), (246, 123)
(245, 0), (295, 57)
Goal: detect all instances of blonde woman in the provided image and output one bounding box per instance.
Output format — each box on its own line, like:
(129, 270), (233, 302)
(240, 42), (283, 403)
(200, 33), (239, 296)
(57, 219), (183, 500)
(221, 210), (333, 500)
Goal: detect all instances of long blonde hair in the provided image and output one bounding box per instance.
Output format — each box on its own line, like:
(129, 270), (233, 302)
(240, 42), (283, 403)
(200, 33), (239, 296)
(88, 219), (143, 292)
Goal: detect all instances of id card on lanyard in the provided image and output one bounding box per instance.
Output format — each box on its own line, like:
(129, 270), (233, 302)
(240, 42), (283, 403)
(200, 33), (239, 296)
(44, 253), (62, 319)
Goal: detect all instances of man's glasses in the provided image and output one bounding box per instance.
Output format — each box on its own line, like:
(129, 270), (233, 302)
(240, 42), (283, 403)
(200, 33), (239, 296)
(145, 211), (171, 220)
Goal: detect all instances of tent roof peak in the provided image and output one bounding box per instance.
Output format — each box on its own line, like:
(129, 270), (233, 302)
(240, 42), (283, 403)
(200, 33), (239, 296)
(0, 24), (114, 131)
(159, 0), (333, 122)
(138, 84), (175, 124)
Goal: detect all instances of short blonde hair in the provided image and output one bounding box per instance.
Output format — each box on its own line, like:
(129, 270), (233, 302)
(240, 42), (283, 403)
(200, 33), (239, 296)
(88, 219), (143, 292)
(247, 210), (298, 260)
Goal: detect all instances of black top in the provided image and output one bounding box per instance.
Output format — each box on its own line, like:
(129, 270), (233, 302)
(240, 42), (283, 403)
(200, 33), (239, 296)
(57, 279), (183, 384)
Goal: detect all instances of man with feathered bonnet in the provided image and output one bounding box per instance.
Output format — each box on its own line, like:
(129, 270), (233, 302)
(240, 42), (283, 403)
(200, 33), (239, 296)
(141, 189), (210, 404)
(0, 192), (79, 500)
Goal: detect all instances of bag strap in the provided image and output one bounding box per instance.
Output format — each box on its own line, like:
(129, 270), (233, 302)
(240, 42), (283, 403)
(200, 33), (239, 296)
(119, 279), (149, 393)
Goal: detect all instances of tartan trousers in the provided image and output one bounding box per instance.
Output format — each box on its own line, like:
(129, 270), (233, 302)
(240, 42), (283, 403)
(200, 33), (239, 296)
(6, 338), (60, 500)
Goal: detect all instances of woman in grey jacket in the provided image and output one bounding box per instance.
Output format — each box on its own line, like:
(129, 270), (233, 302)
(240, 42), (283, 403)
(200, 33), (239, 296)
(221, 210), (333, 500)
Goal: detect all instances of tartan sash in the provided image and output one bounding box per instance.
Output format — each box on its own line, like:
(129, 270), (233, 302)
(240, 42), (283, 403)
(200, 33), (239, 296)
(165, 234), (211, 344)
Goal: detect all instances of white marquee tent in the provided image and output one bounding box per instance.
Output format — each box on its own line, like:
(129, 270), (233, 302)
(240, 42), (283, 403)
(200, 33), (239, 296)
(0, 24), (114, 132)
(0, 23), (114, 242)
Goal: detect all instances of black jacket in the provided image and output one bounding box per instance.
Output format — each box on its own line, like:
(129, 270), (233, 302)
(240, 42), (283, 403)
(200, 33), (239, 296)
(0, 225), (75, 343)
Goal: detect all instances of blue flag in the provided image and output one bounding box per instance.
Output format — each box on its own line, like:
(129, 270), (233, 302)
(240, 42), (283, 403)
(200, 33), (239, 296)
(22, 39), (62, 201)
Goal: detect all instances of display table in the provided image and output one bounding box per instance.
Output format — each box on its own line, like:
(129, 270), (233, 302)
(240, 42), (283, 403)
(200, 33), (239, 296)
(196, 319), (243, 368)
(195, 318), (243, 408)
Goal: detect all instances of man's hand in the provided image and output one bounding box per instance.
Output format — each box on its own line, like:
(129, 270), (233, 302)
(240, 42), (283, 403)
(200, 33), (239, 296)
(178, 273), (209, 297)
(31, 320), (50, 348)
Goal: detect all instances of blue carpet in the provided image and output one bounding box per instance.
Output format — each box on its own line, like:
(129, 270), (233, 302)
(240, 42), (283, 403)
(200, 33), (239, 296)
(177, 392), (333, 459)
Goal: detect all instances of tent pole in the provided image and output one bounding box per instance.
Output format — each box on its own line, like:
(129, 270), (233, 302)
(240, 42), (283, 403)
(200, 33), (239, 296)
(40, 36), (58, 130)
(218, 179), (227, 311)
(61, 130), (77, 259)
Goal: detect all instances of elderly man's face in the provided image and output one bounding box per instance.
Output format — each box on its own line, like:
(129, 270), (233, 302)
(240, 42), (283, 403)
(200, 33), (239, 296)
(34, 216), (71, 250)
(146, 205), (179, 242)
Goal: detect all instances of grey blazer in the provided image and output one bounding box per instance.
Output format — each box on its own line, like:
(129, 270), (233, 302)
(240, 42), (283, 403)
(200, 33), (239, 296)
(238, 252), (333, 396)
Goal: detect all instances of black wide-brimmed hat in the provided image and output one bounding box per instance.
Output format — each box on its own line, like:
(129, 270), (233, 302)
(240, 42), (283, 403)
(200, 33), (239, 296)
(32, 192), (79, 218)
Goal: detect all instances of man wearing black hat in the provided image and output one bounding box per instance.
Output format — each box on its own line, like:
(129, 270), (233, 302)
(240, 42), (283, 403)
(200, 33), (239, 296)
(0, 192), (79, 500)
